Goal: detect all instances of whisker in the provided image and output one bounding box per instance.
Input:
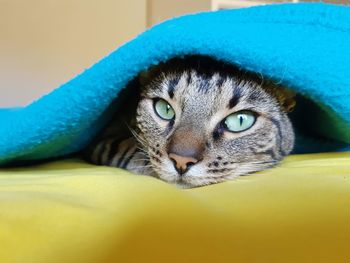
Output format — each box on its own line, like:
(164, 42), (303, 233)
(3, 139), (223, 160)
(135, 147), (148, 153)
(131, 158), (151, 162)
(125, 123), (148, 149)
(130, 165), (154, 170)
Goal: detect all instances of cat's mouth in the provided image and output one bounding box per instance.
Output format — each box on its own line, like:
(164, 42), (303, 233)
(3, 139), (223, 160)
(149, 155), (229, 187)
(174, 177), (193, 189)
(149, 157), (202, 187)
(154, 163), (221, 188)
(172, 174), (225, 188)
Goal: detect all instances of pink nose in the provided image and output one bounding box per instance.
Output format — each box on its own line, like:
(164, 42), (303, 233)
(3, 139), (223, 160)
(168, 153), (199, 175)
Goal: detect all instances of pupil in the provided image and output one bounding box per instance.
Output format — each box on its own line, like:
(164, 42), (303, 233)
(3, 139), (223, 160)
(239, 115), (244, 126)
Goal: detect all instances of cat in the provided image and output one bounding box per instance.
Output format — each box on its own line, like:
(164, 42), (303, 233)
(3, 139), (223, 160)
(84, 56), (295, 188)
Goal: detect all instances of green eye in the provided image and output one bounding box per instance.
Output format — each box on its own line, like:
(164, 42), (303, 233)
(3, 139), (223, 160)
(224, 110), (256, 132)
(154, 99), (175, 120)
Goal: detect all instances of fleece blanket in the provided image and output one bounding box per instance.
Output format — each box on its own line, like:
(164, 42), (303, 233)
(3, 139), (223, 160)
(0, 3), (349, 165)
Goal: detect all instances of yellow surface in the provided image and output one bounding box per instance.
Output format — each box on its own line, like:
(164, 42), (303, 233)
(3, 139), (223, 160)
(0, 152), (350, 263)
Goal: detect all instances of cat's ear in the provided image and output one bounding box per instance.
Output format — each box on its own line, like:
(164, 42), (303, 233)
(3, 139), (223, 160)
(138, 64), (162, 86)
(278, 88), (296, 113)
(264, 84), (296, 113)
(281, 89), (296, 113)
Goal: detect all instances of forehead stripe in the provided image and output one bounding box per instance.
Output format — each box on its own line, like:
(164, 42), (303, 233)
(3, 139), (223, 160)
(216, 75), (225, 88)
(167, 77), (179, 98)
(186, 71), (192, 86)
(228, 86), (242, 109)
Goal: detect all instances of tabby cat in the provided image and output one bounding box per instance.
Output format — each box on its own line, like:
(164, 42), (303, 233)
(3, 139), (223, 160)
(84, 56), (295, 188)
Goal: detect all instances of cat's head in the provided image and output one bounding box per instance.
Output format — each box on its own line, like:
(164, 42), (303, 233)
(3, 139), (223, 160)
(135, 56), (294, 188)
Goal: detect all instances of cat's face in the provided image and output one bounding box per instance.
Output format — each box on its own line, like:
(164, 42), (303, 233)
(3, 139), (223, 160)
(135, 65), (294, 188)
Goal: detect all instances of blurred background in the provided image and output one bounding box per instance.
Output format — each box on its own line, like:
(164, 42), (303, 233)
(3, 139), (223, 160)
(0, 0), (348, 107)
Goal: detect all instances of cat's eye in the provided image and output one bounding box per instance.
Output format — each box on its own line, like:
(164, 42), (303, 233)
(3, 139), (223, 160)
(153, 99), (175, 120)
(223, 110), (256, 133)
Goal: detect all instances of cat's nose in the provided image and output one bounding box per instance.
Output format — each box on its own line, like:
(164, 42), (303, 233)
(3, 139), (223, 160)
(168, 153), (198, 175)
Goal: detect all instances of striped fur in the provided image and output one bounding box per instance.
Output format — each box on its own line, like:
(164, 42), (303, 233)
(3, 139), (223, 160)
(84, 56), (295, 188)
(86, 137), (154, 175)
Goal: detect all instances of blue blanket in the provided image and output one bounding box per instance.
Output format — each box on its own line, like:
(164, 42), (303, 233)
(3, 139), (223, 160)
(1, 3), (349, 165)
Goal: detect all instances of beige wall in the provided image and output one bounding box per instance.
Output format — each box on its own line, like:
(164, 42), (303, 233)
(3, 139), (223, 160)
(0, 0), (147, 107)
(0, 0), (213, 107)
(147, 0), (211, 26)
(303, 0), (350, 3)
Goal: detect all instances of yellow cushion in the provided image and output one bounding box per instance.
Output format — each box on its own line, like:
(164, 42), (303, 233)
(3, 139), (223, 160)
(1, 152), (350, 263)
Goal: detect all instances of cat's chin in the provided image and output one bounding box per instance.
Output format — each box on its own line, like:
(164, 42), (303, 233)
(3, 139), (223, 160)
(156, 163), (203, 188)
(162, 175), (217, 189)
(156, 174), (201, 188)
(149, 167), (237, 188)
(174, 180), (194, 189)
(171, 178), (202, 189)
(154, 161), (231, 188)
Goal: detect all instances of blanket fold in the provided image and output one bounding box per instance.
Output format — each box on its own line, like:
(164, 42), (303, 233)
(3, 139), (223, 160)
(1, 3), (349, 165)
